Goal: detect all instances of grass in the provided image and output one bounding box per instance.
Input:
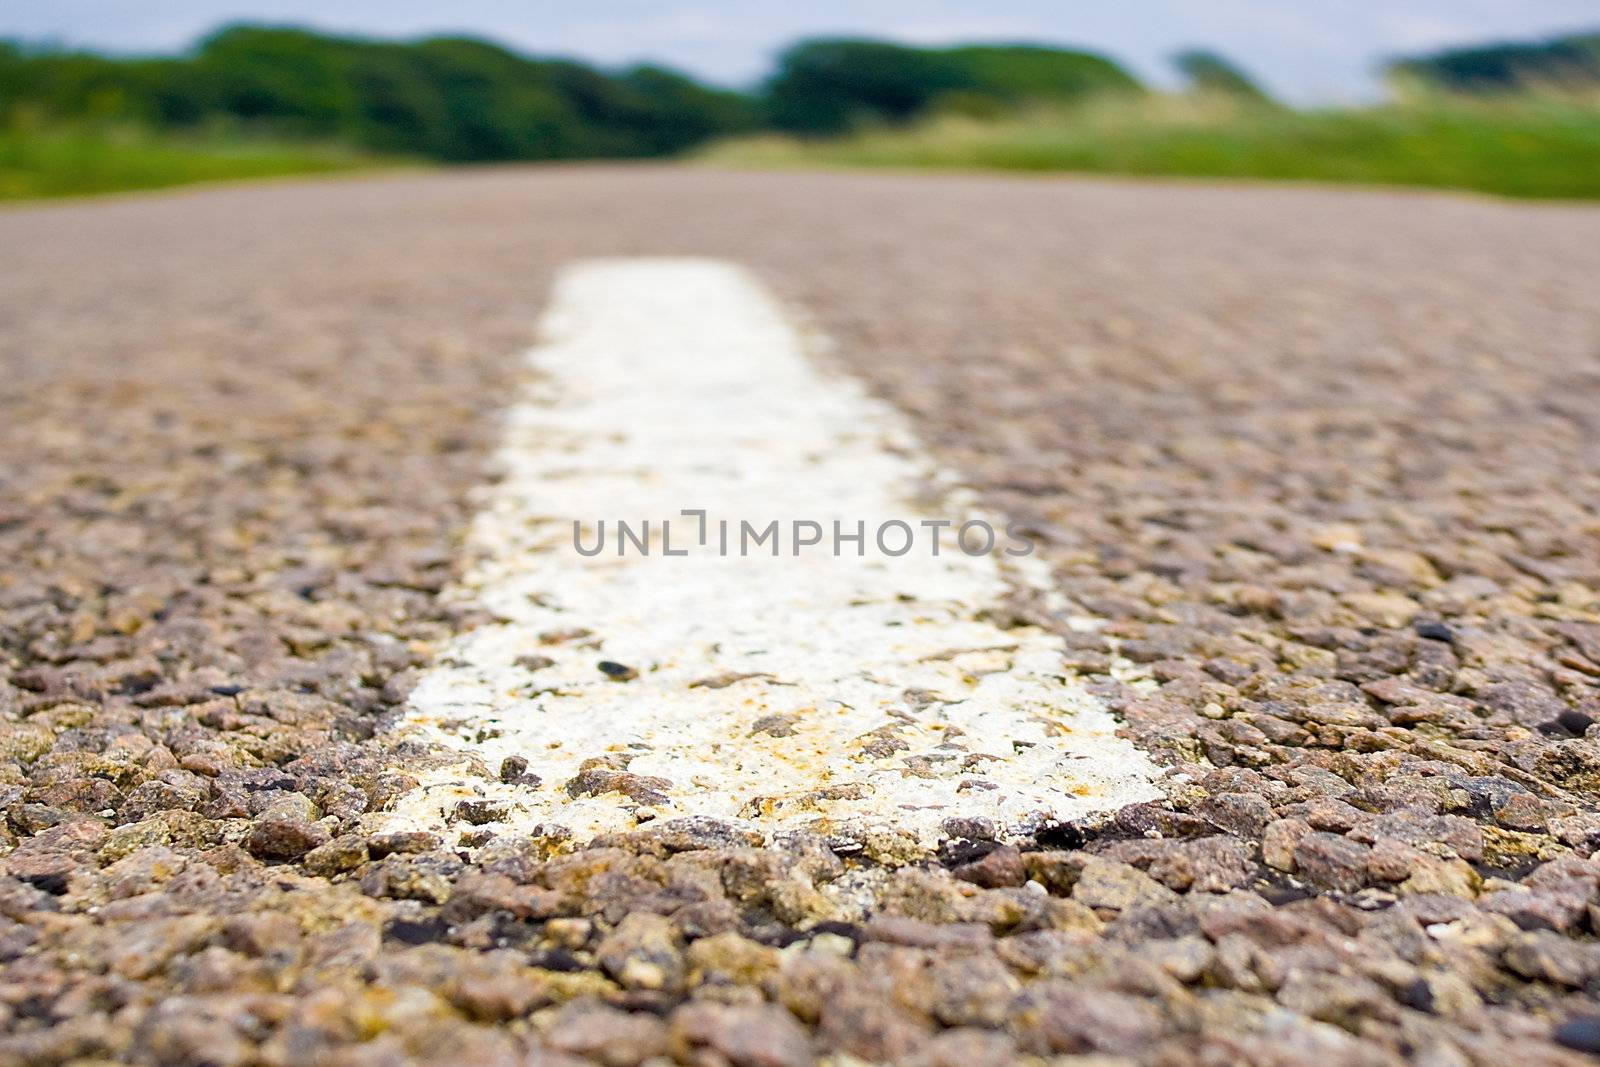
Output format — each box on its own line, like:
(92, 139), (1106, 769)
(8, 94), (1597, 203)
(0, 124), (392, 201)
(704, 93), (1600, 200)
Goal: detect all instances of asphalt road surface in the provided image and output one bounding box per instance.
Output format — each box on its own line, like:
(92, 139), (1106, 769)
(3, 166), (1600, 1065)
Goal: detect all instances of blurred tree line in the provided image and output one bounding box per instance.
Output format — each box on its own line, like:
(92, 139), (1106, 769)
(763, 40), (1141, 132)
(1391, 30), (1600, 94)
(0, 26), (761, 159)
(0, 26), (1148, 159)
(4, 23), (1595, 165)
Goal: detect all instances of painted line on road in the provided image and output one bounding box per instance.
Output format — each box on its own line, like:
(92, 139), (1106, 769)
(383, 258), (1160, 858)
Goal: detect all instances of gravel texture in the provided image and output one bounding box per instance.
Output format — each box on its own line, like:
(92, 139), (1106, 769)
(2, 167), (1600, 1065)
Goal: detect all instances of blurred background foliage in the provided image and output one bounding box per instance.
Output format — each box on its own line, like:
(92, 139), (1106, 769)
(1170, 50), (1276, 106)
(0, 25), (761, 162)
(1389, 31), (1600, 95)
(763, 39), (1140, 133)
(1, 23), (1598, 199)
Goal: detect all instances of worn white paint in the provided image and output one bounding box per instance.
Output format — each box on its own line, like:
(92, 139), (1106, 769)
(385, 258), (1160, 855)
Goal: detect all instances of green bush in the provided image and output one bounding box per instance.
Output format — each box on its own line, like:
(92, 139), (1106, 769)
(0, 25), (759, 163)
(1173, 50), (1275, 104)
(1390, 31), (1600, 94)
(764, 38), (1139, 134)
(945, 44), (1141, 102)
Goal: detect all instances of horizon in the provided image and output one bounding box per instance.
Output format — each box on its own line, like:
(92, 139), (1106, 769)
(2, 2), (1598, 104)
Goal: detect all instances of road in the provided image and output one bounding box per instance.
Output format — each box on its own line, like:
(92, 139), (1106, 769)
(2, 167), (1600, 1064)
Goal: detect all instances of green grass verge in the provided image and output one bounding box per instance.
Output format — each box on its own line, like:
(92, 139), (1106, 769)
(704, 94), (1600, 200)
(0, 125), (392, 201)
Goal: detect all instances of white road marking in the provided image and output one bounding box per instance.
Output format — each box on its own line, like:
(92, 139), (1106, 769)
(386, 258), (1160, 856)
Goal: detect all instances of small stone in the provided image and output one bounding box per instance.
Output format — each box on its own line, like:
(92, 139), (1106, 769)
(1298, 797), (1367, 833)
(1008, 983), (1166, 1056)
(1502, 930), (1600, 986)
(628, 815), (766, 853)
(952, 845), (1025, 888)
(597, 912), (685, 992)
(1275, 972), (1394, 1030)
(5, 853), (77, 895)
(1345, 592), (1420, 629)
(1312, 524), (1364, 552)
(360, 854), (458, 904)
(537, 627), (592, 645)
(1292, 832), (1370, 892)
(1262, 818), (1311, 872)
(109, 915), (220, 979)
(1348, 812), (1483, 863)
(1365, 837), (1426, 883)
(1415, 621), (1455, 643)
(749, 713), (799, 737)
(366, 830), (443, 857)
(1133, 935), (1213, 983)
(1554, 1016), (1600, 1054)
(450, 967), (546, 1022)
(1493, 792), (1548, 833)
(1071, 857), (1180, 913)
(303, 834), (368, 877)
(1040, 897), (1103, 933)
(499, 755), (536, 784)
(1022, 850), (1090, 895)
(443, 871), (561, 922)
(668, 1002), (813, 1067)
(928, 952), (1020, 1027)
(565, 762), (672, 805)
(1396, 857), (1480, 899)
(244, 812), (330, 861)
(1195, 792), (1274, 837)
(1151, 836), (1256, 892)
(1550, 812), (1600, 849)
(546, 1001), (669, 1063)
(454, 798), (511, 825)
(597, 660), (638, 681)
(686, 931), (780, 989)
(544, 918), (593, 950)
(907, 1031), (1021, 1067)
(1483, 859), (1598, 930)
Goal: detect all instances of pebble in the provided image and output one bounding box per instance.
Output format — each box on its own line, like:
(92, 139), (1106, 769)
(244, 813), (331, 861)
(596, 660), (638, 681)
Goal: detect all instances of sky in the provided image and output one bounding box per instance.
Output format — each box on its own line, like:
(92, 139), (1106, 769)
(4, 1), (1598, 103)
